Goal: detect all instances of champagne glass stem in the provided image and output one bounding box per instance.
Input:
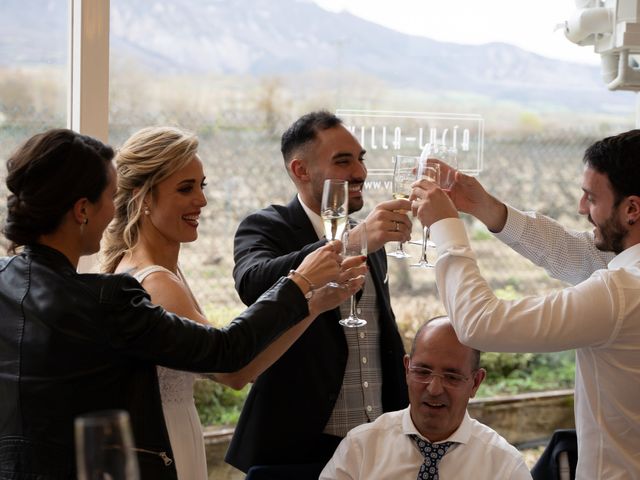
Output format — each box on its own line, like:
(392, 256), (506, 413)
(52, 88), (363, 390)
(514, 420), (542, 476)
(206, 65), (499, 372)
(349, 293), (357, 318)
(421, 227), (429, 262)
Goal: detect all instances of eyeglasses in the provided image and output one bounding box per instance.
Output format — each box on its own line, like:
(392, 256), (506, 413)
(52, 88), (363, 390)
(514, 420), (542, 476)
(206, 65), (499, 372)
(408, 364), (473, 388)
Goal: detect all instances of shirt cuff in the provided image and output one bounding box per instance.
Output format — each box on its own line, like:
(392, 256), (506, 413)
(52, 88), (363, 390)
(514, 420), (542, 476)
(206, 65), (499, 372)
(431, 217), (471, 256)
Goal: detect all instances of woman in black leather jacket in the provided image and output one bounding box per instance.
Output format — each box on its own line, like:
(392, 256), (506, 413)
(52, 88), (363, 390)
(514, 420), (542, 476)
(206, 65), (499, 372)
(0, 129), (356, 479)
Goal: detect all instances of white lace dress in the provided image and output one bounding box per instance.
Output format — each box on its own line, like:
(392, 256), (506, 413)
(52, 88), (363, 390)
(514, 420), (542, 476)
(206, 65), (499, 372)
(133, 265), (208, 480)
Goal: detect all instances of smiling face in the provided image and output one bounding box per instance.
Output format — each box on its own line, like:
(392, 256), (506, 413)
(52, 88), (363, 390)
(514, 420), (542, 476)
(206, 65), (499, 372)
(144, 154), (207, 245)
(578, 166), (628, 254)
(296, 125), (367, 214)
(405, 319), (485, 442)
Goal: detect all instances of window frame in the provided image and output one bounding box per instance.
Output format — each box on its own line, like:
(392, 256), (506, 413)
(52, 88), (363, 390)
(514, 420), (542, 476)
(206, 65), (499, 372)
(68, 0), (110, 142)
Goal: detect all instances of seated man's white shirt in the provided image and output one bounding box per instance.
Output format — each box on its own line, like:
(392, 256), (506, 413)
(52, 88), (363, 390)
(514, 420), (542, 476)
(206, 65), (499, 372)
(431, 216), (640, 479)
(320, 407), (531, 479)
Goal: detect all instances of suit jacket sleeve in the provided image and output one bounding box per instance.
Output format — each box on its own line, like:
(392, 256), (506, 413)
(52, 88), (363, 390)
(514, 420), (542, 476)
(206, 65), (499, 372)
(233, 206), (326, 305)
(100, 273), (309, 373)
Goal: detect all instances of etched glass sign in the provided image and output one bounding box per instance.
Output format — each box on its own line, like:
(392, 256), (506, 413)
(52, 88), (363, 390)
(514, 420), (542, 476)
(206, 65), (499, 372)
(336, 109), (484, 194)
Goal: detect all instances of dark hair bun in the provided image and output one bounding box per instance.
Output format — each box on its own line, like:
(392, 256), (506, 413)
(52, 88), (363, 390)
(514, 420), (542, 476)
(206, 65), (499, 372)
(3, 129), (114, 252)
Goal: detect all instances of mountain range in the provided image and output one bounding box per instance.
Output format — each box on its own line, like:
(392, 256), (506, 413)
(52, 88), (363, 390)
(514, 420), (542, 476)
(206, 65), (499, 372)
(0, 0), (634, 114)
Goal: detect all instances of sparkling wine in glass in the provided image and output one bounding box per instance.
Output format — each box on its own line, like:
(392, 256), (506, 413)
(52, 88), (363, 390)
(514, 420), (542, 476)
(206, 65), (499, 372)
(388, 155), (419, 259)
(321, 179), (348, 287)
(321, 179), (348, 242)
(339, 223), (367, 328)
(75, 410), (140, 480)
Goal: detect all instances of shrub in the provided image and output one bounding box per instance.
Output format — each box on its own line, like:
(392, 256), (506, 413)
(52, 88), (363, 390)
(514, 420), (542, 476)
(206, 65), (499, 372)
(194, 379), (249, 426)
(477, 350), (575, 397)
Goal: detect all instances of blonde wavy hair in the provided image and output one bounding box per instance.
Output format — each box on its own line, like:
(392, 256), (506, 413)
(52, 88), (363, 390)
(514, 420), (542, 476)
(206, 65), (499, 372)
(100, 126), (199, 273)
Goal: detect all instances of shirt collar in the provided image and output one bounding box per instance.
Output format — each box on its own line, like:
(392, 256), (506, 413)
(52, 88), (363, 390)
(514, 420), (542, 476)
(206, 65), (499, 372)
(297, 194), (325, 240)
(401, 406), (473, 445)
(608, 242), (640, 270)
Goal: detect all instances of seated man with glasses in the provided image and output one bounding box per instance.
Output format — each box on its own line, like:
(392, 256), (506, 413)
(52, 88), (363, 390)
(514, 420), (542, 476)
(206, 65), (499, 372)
(320, 316), (532, 479)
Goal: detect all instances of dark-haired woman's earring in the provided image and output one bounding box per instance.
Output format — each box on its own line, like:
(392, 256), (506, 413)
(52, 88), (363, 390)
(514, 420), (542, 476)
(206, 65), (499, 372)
(80, 217), (88, 234)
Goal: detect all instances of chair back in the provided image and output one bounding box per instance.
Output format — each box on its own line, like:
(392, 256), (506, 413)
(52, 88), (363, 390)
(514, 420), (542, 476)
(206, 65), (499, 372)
(530, 429), (578, 480)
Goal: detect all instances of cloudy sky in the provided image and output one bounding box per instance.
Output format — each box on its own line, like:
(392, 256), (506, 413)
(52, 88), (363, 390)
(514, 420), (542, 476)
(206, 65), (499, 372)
(313, 0), (600, 65)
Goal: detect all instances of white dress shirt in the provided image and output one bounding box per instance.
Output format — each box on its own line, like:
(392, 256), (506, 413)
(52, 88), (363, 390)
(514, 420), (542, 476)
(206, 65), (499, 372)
(495, 205), (613, 285)
(320, 407), (531, 479)
(431, 213), (640, 479)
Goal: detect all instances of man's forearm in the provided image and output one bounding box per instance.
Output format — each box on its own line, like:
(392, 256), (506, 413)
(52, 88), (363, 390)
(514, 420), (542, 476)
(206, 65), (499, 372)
(473, 195), (508, 233)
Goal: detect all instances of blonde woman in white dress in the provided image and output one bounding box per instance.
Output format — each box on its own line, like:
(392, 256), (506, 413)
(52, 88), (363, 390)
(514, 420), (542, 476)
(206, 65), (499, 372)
(100, 126), (365, 479)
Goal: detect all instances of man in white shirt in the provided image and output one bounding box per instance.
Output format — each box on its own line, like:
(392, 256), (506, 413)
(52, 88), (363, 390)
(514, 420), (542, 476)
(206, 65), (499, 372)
(410, 129), (640, 479)
(320, 316), (532, 480)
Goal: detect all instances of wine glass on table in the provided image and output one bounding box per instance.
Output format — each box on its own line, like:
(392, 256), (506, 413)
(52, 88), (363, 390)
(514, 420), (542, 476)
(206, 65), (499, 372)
(321, 178), (348, 287)
(410, 158), (440, 268)
(75, 410), (140, 480)
(388, 155), (419, 259)
(339, 223), (368, 328)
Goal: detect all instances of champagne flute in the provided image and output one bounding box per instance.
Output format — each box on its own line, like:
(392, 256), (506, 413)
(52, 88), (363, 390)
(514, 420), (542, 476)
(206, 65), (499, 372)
(321, 179), (348, 242)
(339, 223), (368, 328)
(321, 179), (348, 287)
(388, 155), (418, 259)
(436, 144), (459, 190)
(409, 143), (458, 244)
(75, 410), (140, 480)
(411, 159), (441, 268)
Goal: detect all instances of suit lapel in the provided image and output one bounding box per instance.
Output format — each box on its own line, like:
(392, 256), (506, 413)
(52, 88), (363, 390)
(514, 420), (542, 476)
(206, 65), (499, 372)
(286, 196), (321, 248)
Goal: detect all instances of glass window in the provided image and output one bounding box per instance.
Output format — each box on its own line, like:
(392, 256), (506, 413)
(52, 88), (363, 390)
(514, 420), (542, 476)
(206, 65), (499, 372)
(0, 0), (70, 248)
(108, 2), (635, 428)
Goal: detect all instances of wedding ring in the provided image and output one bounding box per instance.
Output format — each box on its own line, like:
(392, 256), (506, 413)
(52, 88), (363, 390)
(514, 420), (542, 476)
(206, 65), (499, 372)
(394, 221), (399, 232)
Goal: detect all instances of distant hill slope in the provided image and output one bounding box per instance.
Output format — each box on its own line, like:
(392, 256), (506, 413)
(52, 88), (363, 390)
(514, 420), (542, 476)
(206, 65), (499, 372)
(0, 0), (633, 113)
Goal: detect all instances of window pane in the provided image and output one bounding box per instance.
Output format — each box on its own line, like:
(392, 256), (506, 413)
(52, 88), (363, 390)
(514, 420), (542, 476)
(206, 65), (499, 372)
(108, 3), (634, 426)
(0, 0), (70, 248)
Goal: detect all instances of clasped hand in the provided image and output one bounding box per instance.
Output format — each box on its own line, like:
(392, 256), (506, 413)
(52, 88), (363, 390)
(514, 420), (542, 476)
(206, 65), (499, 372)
(410, 177), (459, 228)
(309, 254), (368, 316)
(359, 199), (413, 253)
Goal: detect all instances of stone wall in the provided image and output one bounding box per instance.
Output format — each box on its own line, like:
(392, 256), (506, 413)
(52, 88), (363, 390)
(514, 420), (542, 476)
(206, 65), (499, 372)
(468, 389), (575, 446)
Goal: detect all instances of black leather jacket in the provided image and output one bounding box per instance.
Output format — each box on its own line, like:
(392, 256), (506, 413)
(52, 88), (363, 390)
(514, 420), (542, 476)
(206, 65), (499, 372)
(0, 244), (309, 480)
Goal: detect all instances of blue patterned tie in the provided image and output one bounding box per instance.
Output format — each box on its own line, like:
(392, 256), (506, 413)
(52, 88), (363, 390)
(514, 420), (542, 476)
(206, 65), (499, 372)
(409, 434), (454, 480)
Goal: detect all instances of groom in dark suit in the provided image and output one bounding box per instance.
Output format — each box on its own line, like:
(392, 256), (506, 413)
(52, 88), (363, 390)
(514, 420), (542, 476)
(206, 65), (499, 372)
(225, 110), (413, 477)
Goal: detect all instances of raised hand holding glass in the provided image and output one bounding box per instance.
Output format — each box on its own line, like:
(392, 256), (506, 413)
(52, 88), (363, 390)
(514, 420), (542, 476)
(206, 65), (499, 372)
(411, 154), (441, 268)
